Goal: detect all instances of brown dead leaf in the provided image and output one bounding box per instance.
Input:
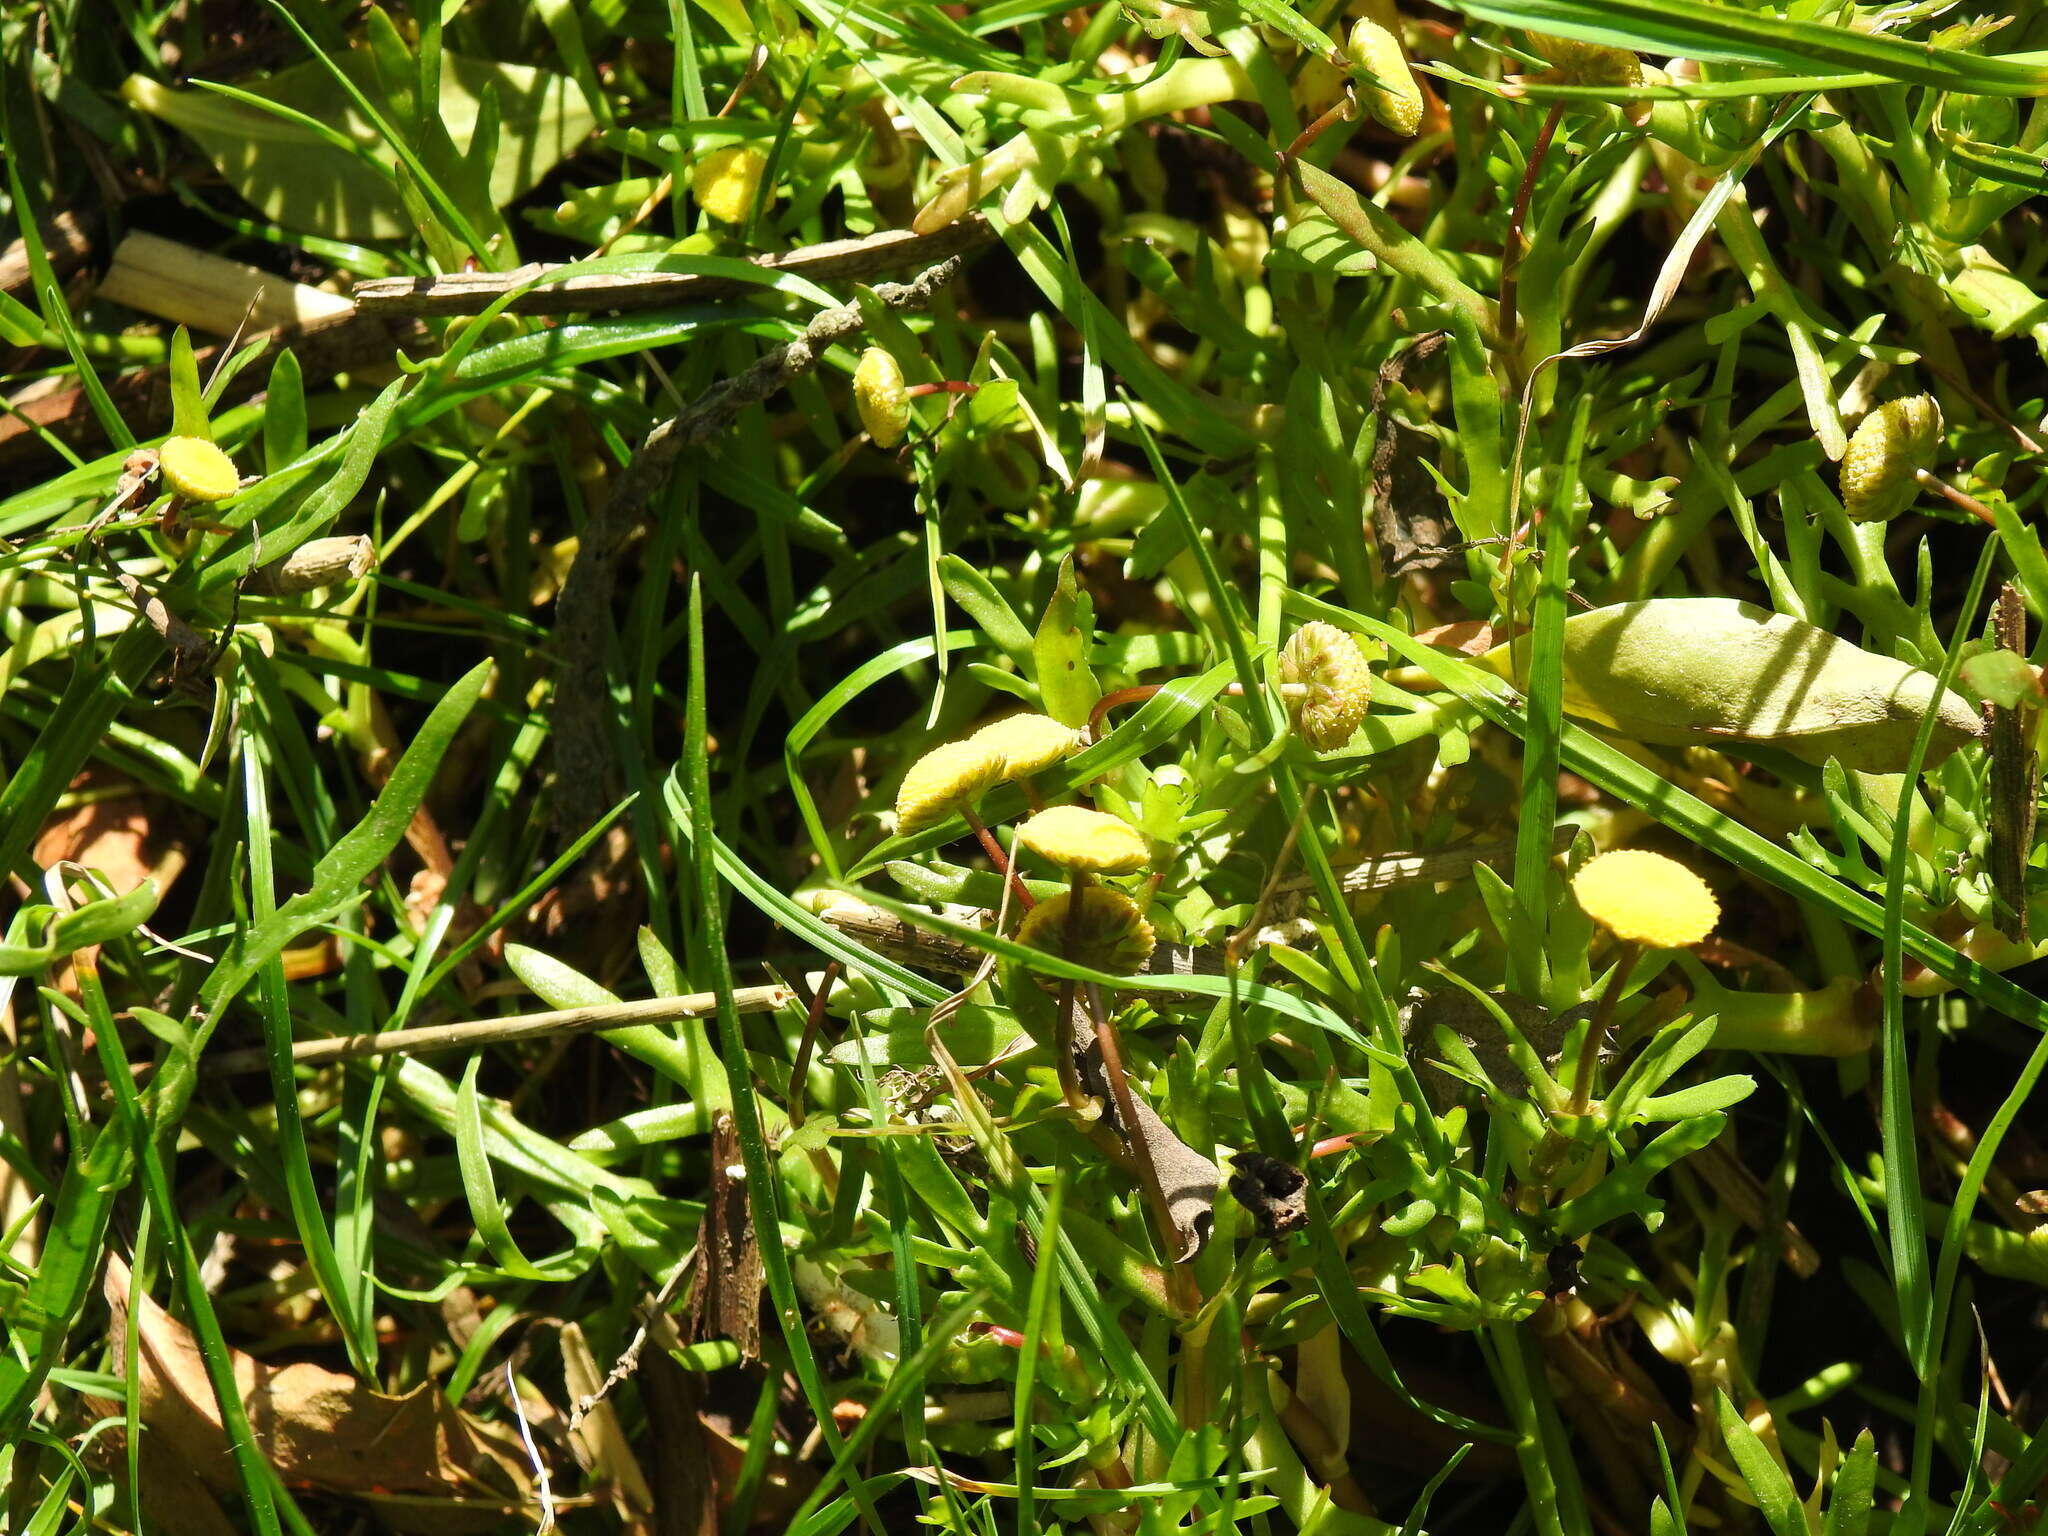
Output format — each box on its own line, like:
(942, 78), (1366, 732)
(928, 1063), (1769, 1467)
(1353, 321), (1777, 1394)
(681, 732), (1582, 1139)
(1073, 1006), (1219, 1262)
(104, 1255), (533, 1508)
(1411, 619), (1520, 657)
(33, 772), (186, 991)
(80, 1419), (241, 1536)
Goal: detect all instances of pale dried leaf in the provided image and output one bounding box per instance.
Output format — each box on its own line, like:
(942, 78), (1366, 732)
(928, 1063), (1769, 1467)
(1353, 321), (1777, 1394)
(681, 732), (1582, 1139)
(104, 1255), (532, 1505)
(559, 1321), (654, 1530)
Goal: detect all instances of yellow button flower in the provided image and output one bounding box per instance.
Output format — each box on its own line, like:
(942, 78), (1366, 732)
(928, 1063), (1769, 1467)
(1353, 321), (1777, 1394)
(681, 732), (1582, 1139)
(1014, 806), (1149, 875)
(158, 436), (240, 503)
(895, 741), (1005, 834)
(969, 712), (1079, 782)
(1017, 886), (1156, 976)
(1571, 850), (1719, 949)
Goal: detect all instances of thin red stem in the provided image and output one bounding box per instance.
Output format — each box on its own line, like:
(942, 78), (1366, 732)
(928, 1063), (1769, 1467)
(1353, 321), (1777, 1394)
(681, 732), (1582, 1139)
(1569, 944), (1639, 1116)
(786, 959), (841, 1129)
(1500, 101), (1566, 360)
(962, 808), (1035, 911)
(1089, 683), (1164, 741)
(1915, 469), (1998, 527)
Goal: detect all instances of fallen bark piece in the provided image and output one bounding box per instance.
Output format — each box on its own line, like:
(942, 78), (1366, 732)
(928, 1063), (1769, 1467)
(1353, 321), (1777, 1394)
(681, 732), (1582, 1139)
(97, 231), (355, 335)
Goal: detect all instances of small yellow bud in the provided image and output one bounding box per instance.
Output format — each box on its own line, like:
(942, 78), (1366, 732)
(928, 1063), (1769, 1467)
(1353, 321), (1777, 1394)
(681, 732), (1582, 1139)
(1527, 32), (1642, 90)
(1840, 394), (1943, 521)
(691, 146), (769, 224)
(1016, 886), (1156, 976)
(157, 436), (240, 503)
(1571, 850), (1719, 949)
(969, 712), (1080, 782)
(1347, 20), (1424, 137)
(854, 348), (911, 448)
(1015, 806), (1149, 875)
(895, 741), (1005, 834)
(1280, 622), (1373, 752)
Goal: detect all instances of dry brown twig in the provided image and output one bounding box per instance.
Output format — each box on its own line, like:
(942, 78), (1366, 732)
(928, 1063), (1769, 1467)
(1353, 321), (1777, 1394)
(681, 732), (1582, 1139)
(199, 987), (791, 1075)
(352, 217), (993, 318)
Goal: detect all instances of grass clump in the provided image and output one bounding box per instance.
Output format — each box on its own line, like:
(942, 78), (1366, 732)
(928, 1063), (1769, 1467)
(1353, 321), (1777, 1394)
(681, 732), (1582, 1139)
(0, 1), (2046, 1534)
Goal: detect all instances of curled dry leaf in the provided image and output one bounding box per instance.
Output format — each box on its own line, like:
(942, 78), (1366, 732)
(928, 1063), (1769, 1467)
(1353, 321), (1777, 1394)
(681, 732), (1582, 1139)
(103, 1255), (532, 1524)
(1228, 1151), (1308, 1239)
(1074, 1012), (1218, 1261)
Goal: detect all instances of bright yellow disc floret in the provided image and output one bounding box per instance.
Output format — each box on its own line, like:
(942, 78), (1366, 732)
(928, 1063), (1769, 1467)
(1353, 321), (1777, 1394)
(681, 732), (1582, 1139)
(895, 741), (1005, 834)
(158, 436), (240, 503)
(1015, 806), (1149, 875)
(969, 713), (1079, 782)
(1571, 850), (1719, 948)
(691, 146), (768, 224)
(1016, 886), (1156, 977)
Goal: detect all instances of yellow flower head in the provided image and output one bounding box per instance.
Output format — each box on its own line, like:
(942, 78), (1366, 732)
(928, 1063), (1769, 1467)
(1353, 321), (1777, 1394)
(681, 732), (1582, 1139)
(1015, 805), (1149, 875)
(1017, 886), (1156, 976)
(1280, 622), (1372, 752)
(1571, 850), (1719, 948)
(895, 741), (1005, 834)
(1840, 394), (1943, 521)
(158, 436), (240, 503)
(692, 146), (768, 224)
(969, 712), (1079, 782)
(854, 347), (910, 448)
(1347, 20), (1424, 137)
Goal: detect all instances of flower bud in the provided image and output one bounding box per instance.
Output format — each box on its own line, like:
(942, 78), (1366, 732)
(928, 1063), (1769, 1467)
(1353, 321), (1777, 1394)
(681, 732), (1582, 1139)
(1572, 849), (1718, 948)
(248, 536), (377, 595)
(1840, 394), (1943, 521)
(854, 347), (911, 448)
(1347, 20), (1424, 137)
(895, 741), (1005, 834)
(1017, 886), (1156, 976)
(1280, 622), (1373, 752)
(157, 436), (240, 503)
(691, 146), (769, 224)
(1527, 31), (1643, 90)
(969, 712), (1080, 782)
(1015, 806), (1149, 875)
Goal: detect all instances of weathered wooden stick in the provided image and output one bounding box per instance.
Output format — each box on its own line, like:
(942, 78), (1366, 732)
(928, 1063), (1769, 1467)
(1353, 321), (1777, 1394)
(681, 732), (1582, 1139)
(203, 987), (792, 1075)
(351, 217), (995, 317)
